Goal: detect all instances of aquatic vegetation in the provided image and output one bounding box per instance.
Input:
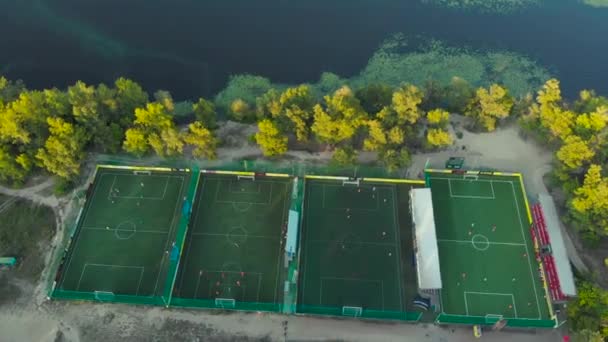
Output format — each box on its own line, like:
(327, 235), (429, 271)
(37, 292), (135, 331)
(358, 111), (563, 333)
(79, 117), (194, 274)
(218, 35), (550, 103)
(352, 35), (550, 98)
(582, 0), (608, 7)
(214, 75), (277, 115)
(420, 0), (540, 13)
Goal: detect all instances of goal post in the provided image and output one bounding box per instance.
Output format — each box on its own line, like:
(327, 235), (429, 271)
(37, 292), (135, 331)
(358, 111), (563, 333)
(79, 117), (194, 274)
(215, 297), (236, 308)
(463, 175), (479, 181)
(237, 175), (255, 181)
(133, 170), (152, 176)
(342, 178), (361, 187)
(94, 291), (115, 301)
(342, 306), (363, 317)
(484, 314), (504, 324)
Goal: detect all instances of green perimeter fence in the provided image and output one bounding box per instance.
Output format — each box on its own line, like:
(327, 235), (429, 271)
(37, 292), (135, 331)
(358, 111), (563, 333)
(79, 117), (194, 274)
(49, 165), (200, 307)
(297, 305), (423, 322)
(436, 313), (557, 328)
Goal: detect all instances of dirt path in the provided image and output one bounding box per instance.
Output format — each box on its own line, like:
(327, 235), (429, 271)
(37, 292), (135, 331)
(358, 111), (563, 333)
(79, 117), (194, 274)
(0, 120), (580, 341)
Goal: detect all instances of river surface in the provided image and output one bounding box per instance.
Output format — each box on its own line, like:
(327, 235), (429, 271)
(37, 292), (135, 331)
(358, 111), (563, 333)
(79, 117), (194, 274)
(1, 0), (606, 99)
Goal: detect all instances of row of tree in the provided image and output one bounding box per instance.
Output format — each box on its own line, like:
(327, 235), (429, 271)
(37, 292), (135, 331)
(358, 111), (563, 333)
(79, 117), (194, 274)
(0, 74), (519, 185)
(0, 76), (219, 184)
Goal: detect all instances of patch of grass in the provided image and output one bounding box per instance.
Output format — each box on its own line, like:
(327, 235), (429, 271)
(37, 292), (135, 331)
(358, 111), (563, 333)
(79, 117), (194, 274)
(583, 0), (608, 7)
(0, 198), (56, 281)
(420, 0), (540, 13)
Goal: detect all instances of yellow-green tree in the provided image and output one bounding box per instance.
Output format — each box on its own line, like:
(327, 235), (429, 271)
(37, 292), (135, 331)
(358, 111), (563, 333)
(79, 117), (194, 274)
(122, 102), (182, 157)
(571, 164), (608, 237)
(426, 128), (453, 148)
(255, 119), (288, 157)
(193, 98), (217, 129)
(36, 117), (85, 179)
(378, 148), (411, 172)
(183, 122), (218, 159)
(575, 106), (608, 140)
(427, 108), (450, 127)
(556, 135), (595, 169)
(123, 128), (148, 156)
(466, 84), (514, 131)
(568, 282), (608, 339)
(311, 86), (366, 145)
(362, 120), (387, 151)
(330, 146), (358, 166)
(391, 84), (423, 125)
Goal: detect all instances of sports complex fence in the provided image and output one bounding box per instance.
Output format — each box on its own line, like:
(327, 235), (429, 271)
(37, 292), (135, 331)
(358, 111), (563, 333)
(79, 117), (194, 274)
(45, 157), (559, 327)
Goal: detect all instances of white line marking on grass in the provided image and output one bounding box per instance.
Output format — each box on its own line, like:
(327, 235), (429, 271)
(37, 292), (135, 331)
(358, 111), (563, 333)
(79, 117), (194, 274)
(151, 175), (186, 297)
(464, 292), (469, 315)
(257, 274), (263, 303)
(464, 291), (517, 318)
(194, 272), (202, 299)
(61, 173), (106, 289)
(274, 183), (289, 304)
(437, 239), (526, 247)
(320, 277), (384, 309)
(191, 232), (279, 239)
(510, 182), (541, 320)
(108, 175), (117, 199)
(77, 263), (145, 292)
(390, 186), (404, 311)
(135, 267), (145, 296)
(83, 226), (169, 234)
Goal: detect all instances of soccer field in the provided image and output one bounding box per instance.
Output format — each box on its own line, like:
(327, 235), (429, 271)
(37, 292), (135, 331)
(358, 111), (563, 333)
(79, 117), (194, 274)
(56, 167), (191, 297)
(172, 173), (291, 307)
(427, 172), (552, 322)
(298, 178), (419, 318)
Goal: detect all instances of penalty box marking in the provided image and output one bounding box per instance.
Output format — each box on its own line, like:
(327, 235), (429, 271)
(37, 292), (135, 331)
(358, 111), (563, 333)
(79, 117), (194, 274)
(77, 263), (145, 295)
(464, 291), (517, 318)
(104, 173), (183, 201)
(197, 270), (263, 303)
(321, 184), (386, 211)
(213, 180), (278, 205)
(320, 277), (385, 310)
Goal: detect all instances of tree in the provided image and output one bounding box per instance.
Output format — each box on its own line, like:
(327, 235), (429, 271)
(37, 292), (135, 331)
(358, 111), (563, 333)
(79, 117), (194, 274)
(285, 106), (312, 142)
(114, 77), (148, 125)
(230, 98), (254, 122)
(426, 128), (453, 148)
(379, 148), (411, 172)
(355, 84), (393, 115)
(574, 106), (608, 140)
(362, 120), (387, 152)
(123, 128), (148, 156)
(311, 86), (366, 145)
(466, 84), (514, 131)
(427, 108), (450, 127)
(0, 147), (28, 184)
(122, 102), (181, 157)
(567, 281), (608, 339)
(183, 122), (218, 159)
(256, 85), (314, 142)
(255, 119), (288, 157)
(570, 165), (608, 237)
(330, 146), (357, 166)
(442, 77), (475, 113)
(193, 98), (217, 129)
(391, 84), (424, 125)
(556, 135), (595, 170)
(574, 89), (608, 113)
(35, 117), (86, 179)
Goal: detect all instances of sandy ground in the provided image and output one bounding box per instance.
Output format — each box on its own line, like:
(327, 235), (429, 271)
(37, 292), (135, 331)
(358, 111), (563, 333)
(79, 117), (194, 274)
(0, 119), (579, 341)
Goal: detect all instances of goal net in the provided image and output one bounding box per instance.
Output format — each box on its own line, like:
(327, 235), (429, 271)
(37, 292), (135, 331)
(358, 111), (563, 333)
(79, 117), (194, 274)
(237, 175), (255, 181)
(463, 175), (479, 181)
(342, 306), (363, 317)
(94, 291), (115, 301)
(133, 170), (152, 176)
(342, 179), (360, 187)
(485, 314), (503, 324)
(215, 297), (236, 308)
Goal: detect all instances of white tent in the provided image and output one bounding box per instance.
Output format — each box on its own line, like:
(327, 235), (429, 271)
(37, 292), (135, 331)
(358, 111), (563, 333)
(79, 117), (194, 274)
(410, 188), (442, 290)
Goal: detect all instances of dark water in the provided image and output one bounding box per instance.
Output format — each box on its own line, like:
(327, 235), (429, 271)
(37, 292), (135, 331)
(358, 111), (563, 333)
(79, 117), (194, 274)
(1, 0), (607, 99)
